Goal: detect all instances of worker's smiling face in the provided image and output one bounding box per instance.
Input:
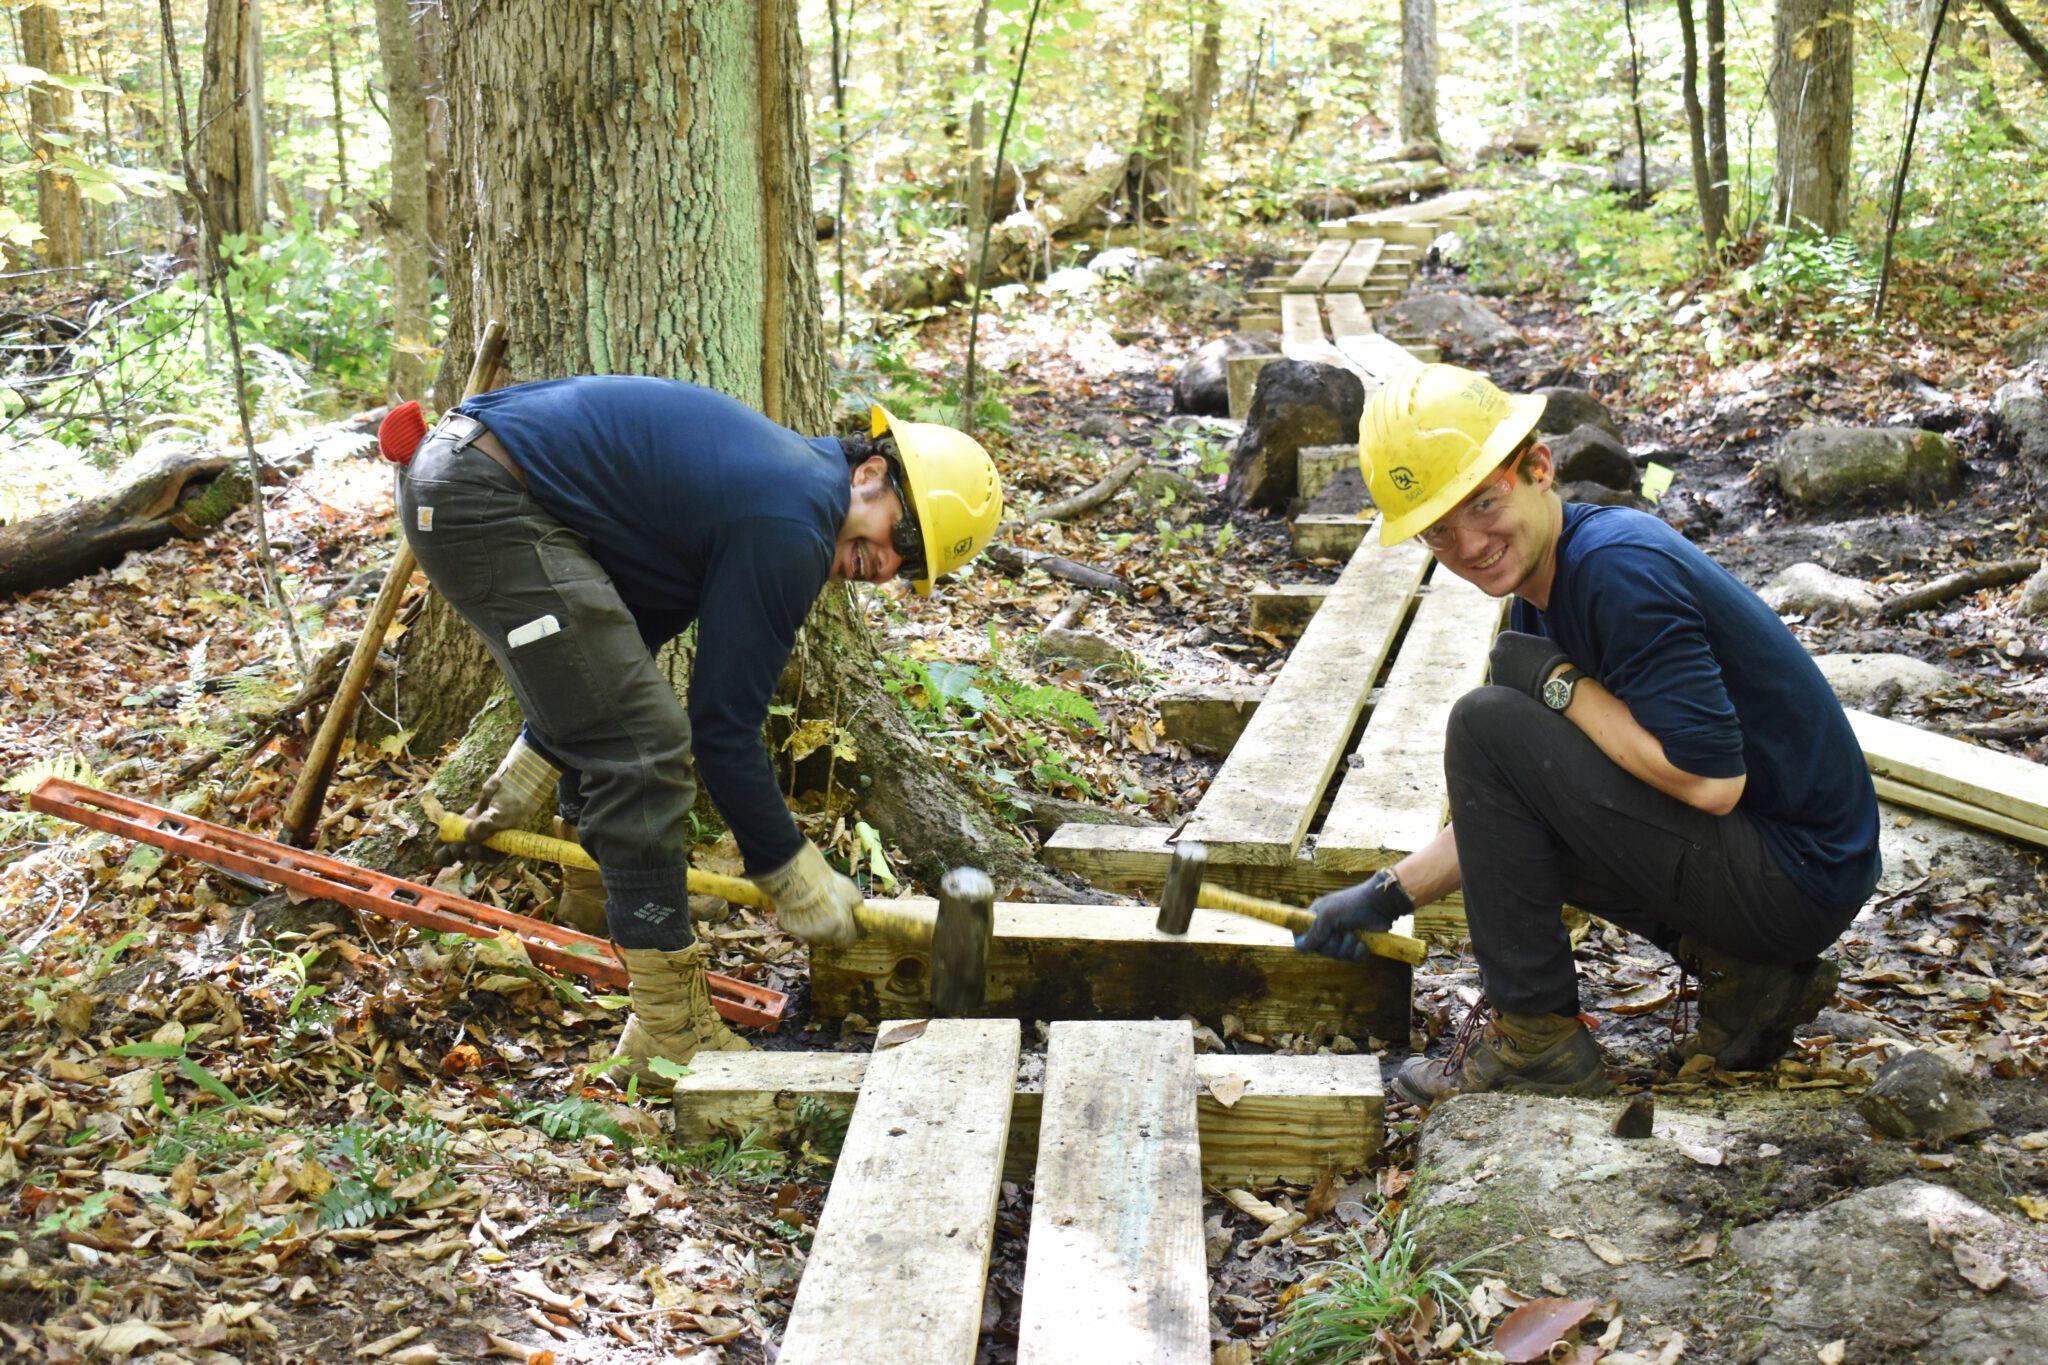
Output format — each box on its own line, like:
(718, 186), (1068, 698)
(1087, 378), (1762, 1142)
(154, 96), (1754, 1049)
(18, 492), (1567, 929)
(833, 456), (911, 584)
(1421, 442), (1565, 607)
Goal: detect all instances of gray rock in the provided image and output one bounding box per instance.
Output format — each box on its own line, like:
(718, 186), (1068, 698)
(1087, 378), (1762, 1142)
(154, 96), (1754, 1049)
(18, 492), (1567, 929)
(1992, 372), (2048, 475)
(1859, 1049), (1992, 1146)
(1075, 413), (1121, 440)
(1132, 256), (1185, 292)
(2018, 562), (2048, 621)
(1173, 335), (1276, 417)
(1296, 191), (1360, 223)
(1128, 465), (1202, 507)
(1227, 361), (1365, 512)
(1548, 424), (1636, 490)
(1380, 293), (1527, 358)
(1760, 563), (1881, 620)
(1532, 386), (1623, 442)
(2004, 313), (2048, 366)
(1811, 651), (1953, 707)
(1733, 1181), (2048, 1362)
(1770, 425), (1959, 507)
(1609, 154), (1684, 198)
(1087, 247), (1140, 277)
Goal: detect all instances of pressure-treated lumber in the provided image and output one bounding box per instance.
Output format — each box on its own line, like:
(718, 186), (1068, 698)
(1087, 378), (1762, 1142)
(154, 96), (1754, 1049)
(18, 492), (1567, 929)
(1250, 582), (1331, 637)
(1872, 775), (2048, 850)
(672, 1049), (1386, 1187)
(1283, 238), (1351, 292)
(1291, 512), (1373, 559)
(1018, 1022), (1206, 1365)
(1323, 294), (1375, 341)
(1158, 683), (1267, 755)
(808, 898), (1411, 1040)
(1335, 330), (1426, 383)
(1316, 571), (1505, 871)
(1325, 238), (1386, 292)
(1280, 294), (1359, 376)
(1178, 534), (1430, 862)
(1846, 708), (2048, 831)
(777, 1019), (1019, 1365)
(1226, 353), (1284, 419)
(1297, 444), (1356, 499)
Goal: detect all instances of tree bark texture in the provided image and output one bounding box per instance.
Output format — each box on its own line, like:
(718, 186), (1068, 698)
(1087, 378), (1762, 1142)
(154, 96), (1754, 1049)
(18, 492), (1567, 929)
(198, 0), (266, 241)
(1400, 0), (1442, 149)
(1677, 0), (1729, 247)
(1168, 3), (1224, 222)
(22, 4), (85, 270)
(414, 0), (450, 249)
(373, 0), (432, 403)
(1771, 0), (1854, 234)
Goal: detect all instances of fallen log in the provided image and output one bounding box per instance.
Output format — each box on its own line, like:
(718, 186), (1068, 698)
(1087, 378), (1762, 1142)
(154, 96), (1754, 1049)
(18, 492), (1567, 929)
(985, 542), (1133, 597)
(1878, 557), (2041, 620)
(1027, 451), (1148, 523)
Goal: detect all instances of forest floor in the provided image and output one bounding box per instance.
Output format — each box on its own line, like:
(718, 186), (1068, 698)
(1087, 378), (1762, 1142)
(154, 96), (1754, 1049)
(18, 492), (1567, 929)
(1, 213), (2045, 1363)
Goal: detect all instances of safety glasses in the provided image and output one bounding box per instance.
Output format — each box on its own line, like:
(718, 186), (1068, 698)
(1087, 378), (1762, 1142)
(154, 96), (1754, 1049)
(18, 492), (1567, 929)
(1416, 450), (1526, 552)
(885, 467), (927, 580)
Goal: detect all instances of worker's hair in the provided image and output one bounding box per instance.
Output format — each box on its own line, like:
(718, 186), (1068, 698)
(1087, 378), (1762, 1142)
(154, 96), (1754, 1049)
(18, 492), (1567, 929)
(842, 428), (909, 485)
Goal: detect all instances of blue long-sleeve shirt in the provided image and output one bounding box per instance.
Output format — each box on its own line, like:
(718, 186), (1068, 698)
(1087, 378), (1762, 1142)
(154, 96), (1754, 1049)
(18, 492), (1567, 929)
(460, 376), (846, 872)
(1512, 502), (1880, 911)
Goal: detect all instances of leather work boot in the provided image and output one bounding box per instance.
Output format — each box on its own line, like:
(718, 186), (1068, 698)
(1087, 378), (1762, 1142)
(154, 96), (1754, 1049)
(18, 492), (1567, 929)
(1675, 938), (1840, 1073)
(550, 818), (611, 938)
(611, 942), (749, 1090)
(1392, 1008), (1615, 1107)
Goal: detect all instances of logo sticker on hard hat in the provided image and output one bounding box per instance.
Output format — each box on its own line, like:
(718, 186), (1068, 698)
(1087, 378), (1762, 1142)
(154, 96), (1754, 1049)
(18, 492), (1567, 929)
(1389, 466), (1418, 492)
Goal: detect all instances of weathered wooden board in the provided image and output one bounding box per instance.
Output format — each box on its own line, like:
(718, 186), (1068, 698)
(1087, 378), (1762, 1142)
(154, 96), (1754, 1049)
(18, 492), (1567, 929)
(1872, 776), (2048, 849)
(777, 1019), (1018, 1365)
(1280, 294), (1360, 376)
(673, 1049), (1386, 1187)
(1177, 534), (1429, 863)
(1251, 582), (1331, 637)
(1292, 512), (1373, 560)
(1226, 352), (1285, 419)
(1017, 1022), (1206, 1365)
(1316, 571), (1505, 872)
(1847, 708), (2048, 831)
(1297, 444), (1356, 499)
(1335, 331), (1425, 383)
(1283, 238), (1351, 292)
(1159, 683), (1268, 755)
(1324, 293), (1375, 341)
(1326, 238), (1387, 292)
(809, 899), (1411, 1040)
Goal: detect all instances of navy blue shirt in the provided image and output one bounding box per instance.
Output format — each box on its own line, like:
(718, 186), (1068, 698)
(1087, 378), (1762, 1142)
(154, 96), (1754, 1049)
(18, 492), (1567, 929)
(460, 377), (847, 872)
(1512, 503), (1879, 911)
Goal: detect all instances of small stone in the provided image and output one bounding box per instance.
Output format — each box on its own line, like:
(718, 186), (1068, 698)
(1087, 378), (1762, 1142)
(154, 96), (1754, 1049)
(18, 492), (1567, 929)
(1610, 1095), (1655, 1139)
(1858, 1049), (1992, 1146)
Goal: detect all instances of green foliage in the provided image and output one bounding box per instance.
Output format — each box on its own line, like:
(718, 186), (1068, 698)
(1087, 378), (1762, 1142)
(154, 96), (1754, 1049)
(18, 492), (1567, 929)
(790, 1095), (850, 1161)
(1265, 1211), (1487, 1363)
(221, 215), (427, 401)
(662, 1129), (788, 1183)
(315, 1120), (456, 1229)
(36, 1188), (119, 1238)
(0, 753), (99, 840)
(503, 1094), (640, 1148)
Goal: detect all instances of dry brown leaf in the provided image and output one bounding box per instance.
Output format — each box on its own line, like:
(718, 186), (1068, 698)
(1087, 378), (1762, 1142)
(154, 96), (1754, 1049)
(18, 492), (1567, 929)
(1251, 1210), (1308, 1246)
(1677, 1230), (1719, 1264)
(1583, 1233), (1627, 1267)
(1493, 1297), (1598, 1364)
(1207, 1074), (1247, 1108)
(356, 1325), (424, 1357)
(1222, 1189), (1287, 1225)
(1952, 1243), (2009, 1292)
(877, 1020), (928, 1050)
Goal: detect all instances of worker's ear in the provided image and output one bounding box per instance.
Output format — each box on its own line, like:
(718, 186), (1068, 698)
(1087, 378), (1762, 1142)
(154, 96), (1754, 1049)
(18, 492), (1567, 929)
(1525, 441), (1556, 491)
(850, 454), (891, 491)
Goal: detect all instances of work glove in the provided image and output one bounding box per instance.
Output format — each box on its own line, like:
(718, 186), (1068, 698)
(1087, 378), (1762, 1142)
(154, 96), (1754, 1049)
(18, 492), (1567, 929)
(1295, 868), (1415, 962)
(1488, 631), (1574, 700)
(440, 736), (560, 867)
(755, 842), (861, 948)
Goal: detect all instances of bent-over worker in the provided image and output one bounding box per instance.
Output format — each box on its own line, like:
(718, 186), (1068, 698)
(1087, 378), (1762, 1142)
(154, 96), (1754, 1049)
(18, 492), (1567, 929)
(1294, 364), (1878, 1104)
(395, 376), (1002, 1084)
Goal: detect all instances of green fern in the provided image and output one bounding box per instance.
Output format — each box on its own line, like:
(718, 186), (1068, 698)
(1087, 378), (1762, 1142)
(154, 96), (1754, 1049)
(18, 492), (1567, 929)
(504, 1095), (638, 1148)
(791, 1095), (850, 1160)
(0, 754), (100, 839)
(314, 1120), (454, 1229)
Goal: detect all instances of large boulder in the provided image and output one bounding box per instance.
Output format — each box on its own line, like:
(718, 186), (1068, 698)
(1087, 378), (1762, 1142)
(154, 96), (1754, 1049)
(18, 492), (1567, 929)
(1227, 361), (1364, 512)
(1548, 425), (1636, 490)
(1768, 425), (1959, 507)
(1992, 371), (2048, 477)
(1380, 293), (1526, 358)
(2004, 314), (2048, 366)
(1172, 335), (1276, 416)
(1296, 191), (1360, 223)
(1533, 386), (1623, 442)
(1761, 564), (1881, 621)
(1811, 652), (1955, 708)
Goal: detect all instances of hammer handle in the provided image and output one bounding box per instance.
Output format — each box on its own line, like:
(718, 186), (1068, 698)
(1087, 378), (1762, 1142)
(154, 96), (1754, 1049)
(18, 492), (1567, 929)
(1197, 883), (1427, 967)
(430, 801), (931, 942)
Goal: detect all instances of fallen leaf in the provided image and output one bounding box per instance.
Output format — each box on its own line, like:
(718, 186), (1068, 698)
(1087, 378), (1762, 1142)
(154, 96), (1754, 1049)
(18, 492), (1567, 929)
(1677, 1230), (1719, 1264)
(358, 1326), (425, 1357)
(1583, 1233), (1628, 1267)
(1222, 1189), (1287, 1225)
(1493, 1297), (1598, 1363)
(2016, 1195), (2048, 1222)
(1952, 1243), (2008, 1292)
(1251, 1210), (1308, 1246)
(72, 1321), (176, 1357)
(1207, 1074), (1247, 1108)
(877, 1020), (928, 1050)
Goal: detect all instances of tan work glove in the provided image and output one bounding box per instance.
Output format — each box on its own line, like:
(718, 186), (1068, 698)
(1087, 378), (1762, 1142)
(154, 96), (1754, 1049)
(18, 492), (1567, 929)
(755, 842), (861, 947)
(440, 736), (560, 866)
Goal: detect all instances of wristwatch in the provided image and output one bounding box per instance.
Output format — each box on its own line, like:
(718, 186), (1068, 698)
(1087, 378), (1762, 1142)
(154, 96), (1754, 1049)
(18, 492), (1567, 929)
(1542, 666), (1588, 712)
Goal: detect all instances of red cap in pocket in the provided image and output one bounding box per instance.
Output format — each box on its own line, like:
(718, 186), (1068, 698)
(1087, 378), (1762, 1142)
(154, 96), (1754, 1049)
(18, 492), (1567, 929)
(378, 400), (428, 465)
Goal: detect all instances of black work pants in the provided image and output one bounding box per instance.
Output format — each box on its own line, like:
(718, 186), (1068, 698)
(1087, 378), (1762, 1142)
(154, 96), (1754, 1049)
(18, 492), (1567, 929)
(1445, 687), (1856, 1018)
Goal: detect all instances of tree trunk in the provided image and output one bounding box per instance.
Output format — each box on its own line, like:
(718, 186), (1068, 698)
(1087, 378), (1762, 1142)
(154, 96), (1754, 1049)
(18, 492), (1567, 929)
(1771, 0), (1854, 234)
(1677, 0), (1729, 248)
(372, 0), (430, 402)
(414, 0), (449, 249)
(0, 452), (248, 596)
(1708, 0), (1729, 225)
(22, 4), (86, 270)
(1399, 0), (1442, 149)
(198, 0), (265, 242)
(399, 0), (1051, 891)
(1168, 2), (1223, 222)
(1980, 0), (2048, 82)
(321, 0), (348, 199)
(965, 0), (990, 238)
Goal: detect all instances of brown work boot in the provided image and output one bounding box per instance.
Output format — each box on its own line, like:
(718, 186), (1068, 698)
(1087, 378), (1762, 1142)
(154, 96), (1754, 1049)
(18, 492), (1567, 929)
(551, 818), (610, 938)
(1392, 1006), (1615, 1107)
(611, 943), (749, 1091)
(1674, 938), (1840, 1072)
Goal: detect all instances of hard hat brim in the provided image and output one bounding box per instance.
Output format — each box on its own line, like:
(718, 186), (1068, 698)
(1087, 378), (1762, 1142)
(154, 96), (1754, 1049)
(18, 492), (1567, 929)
(870, 402), (937, 595)
(1377, 391), (1548, 545)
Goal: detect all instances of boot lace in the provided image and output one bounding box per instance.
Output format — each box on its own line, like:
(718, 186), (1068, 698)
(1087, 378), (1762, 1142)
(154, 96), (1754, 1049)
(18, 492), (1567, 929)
(1442, 993), (1496, 1074)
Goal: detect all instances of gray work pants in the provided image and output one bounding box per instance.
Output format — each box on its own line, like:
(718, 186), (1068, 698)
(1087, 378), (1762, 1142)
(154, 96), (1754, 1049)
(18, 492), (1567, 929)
(396, 426), (700, 887)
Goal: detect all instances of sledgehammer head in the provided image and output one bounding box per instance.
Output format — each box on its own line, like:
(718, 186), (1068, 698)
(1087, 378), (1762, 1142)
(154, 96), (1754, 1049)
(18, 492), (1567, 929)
(928, 866), (995, 1016)
(1156, 841), (1208, 934)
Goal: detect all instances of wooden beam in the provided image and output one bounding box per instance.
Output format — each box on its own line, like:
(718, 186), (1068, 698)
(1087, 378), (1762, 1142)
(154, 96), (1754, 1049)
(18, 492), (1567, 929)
(1283, 238), (1350, 292)
(1335, 332), (1425, 384)
(1316, 571), (1505, 872)
(1159, 683), (1267, 755)
(777, 1019), (1018, 1365)
(1847, 708), (2048, 830)
(1325, 238), (1386, 292)
(1238, 313), (1280, 333)
(1251, 582), (1331, 637)
(1179, 535), (1430, 862)
(808, 897), (1412, 1041)
(1872, 775), (2048, 849)
(1291, 512), (1372, 560)
(1281, 294), (1364, 378)
(1323, 295), (1374, 341)
(1018, 1022), (1206, 1365)
(1226, 353), (1284, 420)
(1297, 443), (1357, 498)
(672, 1049), (1387, 1187)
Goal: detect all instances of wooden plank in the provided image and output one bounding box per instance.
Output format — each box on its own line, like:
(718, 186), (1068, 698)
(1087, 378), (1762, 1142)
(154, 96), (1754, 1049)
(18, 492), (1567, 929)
(673, 1050), (1385, 1188)
(1283, 238), (1351, 292)
(1281, 297), (1368, 380)
(1038, 822), (1469, 941)
(1326, 238), (1387, 292)
(808, 898), (1411, 1041)
(1291, 512), (1371, 560)
(777, 1019), (1019, 1365)
(1159, 683), (1267, 756)
(1179, 534), (1431, 862)
(1299, 444), (1356, 498)
(1334, 331), (1425, 384)
(1238, 313), (1280, 333)
(1226, 353), (1284, 419)
(1847, 708), (2048, 829)
(1872, 776), (2048, 849)
(1324, 294), (1375, 340)
(1018, 1022), (1206, 1365)
(1251, 582), (1330, 637)
(1316, 571), (1506, 872)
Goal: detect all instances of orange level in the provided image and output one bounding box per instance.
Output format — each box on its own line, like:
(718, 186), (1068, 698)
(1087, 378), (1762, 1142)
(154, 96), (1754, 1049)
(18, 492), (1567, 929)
(28, 778), (786, 1031)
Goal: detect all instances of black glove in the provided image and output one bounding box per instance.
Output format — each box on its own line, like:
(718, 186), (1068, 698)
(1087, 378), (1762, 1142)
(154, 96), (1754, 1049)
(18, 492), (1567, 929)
(1489, 631), (1573, 700)
(1294, 869), (1415, 962)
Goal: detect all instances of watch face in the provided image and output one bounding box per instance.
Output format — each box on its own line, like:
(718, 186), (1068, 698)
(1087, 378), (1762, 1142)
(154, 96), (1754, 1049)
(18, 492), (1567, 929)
(1543, 675), (1573, 711)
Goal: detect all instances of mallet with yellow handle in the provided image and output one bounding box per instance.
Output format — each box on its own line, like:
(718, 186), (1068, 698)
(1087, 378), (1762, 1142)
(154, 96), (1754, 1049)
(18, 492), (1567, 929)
(423, 797), (996, 1013)
(1156, 841), (1428, 967)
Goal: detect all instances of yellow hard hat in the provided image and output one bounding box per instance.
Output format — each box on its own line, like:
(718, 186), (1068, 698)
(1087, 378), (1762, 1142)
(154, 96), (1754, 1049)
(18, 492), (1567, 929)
(870, 404), (1004, 596)
(1359, 364), (1547, 545)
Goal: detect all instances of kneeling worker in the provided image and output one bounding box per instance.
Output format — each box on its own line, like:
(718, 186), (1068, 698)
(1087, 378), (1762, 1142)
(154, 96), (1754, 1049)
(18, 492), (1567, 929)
(1294, 364), (1877, 1103)
(393, 376), (1002, 1084)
